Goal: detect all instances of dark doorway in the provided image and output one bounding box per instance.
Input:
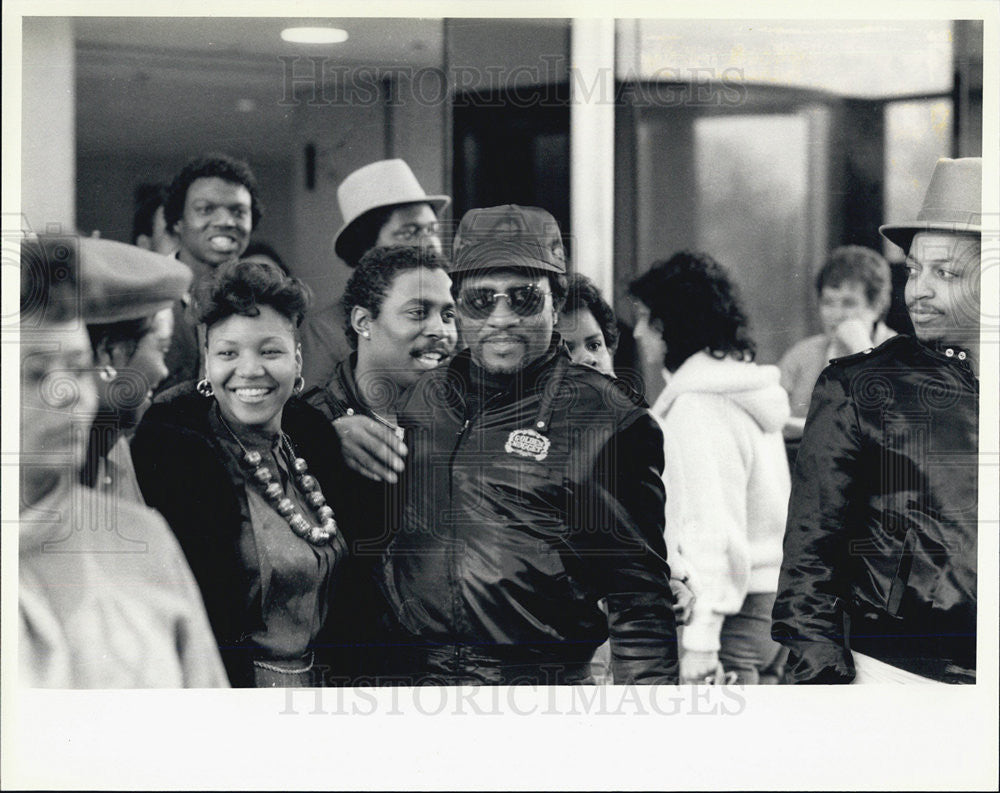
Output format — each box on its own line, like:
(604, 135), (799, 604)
(452, 83), (570, 256)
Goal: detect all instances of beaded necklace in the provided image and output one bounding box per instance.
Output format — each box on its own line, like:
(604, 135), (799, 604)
(216, 410), (339, 546)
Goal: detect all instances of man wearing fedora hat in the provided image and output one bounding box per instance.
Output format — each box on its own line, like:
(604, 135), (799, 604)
(773, 158), (982, 684)
(299, 159), (450, 392)
(374, 204), (678, 685)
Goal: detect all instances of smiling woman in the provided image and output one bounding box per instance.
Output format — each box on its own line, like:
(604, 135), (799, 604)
(132, 259), (351, 687)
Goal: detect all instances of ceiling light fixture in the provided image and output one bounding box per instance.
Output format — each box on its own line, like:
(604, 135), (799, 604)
(281, 27), (349, 45)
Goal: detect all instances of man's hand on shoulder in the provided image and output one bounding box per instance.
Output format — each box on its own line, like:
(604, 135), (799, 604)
(333, 415), (407, 483)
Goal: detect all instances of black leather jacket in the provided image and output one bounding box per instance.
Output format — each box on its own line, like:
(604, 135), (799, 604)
(304, 355), (401, 683)
(772, 335), (978, 683)
(378, 342), (678, 684)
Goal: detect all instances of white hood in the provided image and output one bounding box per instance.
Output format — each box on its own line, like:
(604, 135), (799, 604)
(655, 351), (790, 433)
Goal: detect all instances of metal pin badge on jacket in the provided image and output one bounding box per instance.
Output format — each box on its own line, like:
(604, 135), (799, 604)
(504, 428), (550, 461)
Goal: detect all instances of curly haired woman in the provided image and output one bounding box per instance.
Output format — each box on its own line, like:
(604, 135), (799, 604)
(630, 252), (791, 684)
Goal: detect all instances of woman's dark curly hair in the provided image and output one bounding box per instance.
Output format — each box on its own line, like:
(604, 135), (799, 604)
(197, 259), (310, 334)
(628, 251), (755, 373)
(562, 273), (619, 352)
(342, 246), (450, 349)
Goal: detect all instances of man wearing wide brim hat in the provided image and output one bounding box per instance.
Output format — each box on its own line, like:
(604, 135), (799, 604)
(879, 155), (982, 252)
(774, 157), (982, 685)
(300, 159), (451, 391)
(333, 158), (450, 268)
(375, 204), (680, 685)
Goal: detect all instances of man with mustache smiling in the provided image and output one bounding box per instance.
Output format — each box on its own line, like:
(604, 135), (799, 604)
(375, 205), (678, 685)
(309, 246), (457, 483)
(157, 153), (263, 393)
(773, 158), (982, 684)
(306, 245), (457, 682)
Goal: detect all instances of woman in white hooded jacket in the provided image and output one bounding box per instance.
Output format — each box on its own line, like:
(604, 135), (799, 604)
(630, 252), (791, 684)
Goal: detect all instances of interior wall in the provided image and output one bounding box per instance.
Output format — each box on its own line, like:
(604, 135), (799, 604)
(290, 97), (386, 312)
(22, 18), (75, 232)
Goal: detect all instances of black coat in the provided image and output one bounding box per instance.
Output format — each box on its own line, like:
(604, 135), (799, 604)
(304, 354), (402, 683)
(772, 335), (978, 683)
(131, 382), (350, 684)
(379, 343), (679, 684)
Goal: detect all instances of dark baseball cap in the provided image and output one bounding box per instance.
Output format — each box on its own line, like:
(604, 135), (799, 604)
(451, 204), (567, 275)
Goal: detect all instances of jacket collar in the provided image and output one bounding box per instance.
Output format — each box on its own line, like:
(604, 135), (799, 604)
(448, 333), (567, 398)
(925, 339), (973, 364)
(323, 352), (369, 416)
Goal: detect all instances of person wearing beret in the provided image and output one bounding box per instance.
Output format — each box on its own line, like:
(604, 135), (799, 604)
(299, 159), (450, 391)
(81, 240), (192, 503)
(18, 235), (228, 688)
(772, 158), (981, 684)
(132, 259), (351, 687)
(132, 182), (176, 256)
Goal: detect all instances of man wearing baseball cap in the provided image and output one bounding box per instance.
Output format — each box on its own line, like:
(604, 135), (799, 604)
(299, 159), (450, 391)
(773, 158), (982, 684)
(375, 205), (679, 685)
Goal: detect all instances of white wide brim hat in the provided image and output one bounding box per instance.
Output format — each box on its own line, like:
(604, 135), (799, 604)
(333, 159), (450, 264)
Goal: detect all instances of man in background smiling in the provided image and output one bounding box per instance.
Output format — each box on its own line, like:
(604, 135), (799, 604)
(157, 153), (263, 393)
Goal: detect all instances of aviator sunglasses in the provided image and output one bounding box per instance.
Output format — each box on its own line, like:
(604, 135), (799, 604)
(456, 284), (551, 319)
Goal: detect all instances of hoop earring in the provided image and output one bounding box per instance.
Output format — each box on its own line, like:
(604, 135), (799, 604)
(196, 378), (214, 398)
(99, 365), (118, 382)
(293, 375), (305, 395)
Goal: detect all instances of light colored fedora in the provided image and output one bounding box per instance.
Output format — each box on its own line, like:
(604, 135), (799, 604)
(880, 157), (982, 251)
(333, 159), (450, 262)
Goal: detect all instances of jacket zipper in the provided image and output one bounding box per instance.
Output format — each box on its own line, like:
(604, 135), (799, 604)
(445, 391), (503, 666)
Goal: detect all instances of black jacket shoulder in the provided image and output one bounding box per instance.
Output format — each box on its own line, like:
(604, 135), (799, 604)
(562, 359), (649, 412)
(827, 334), (917, 371)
